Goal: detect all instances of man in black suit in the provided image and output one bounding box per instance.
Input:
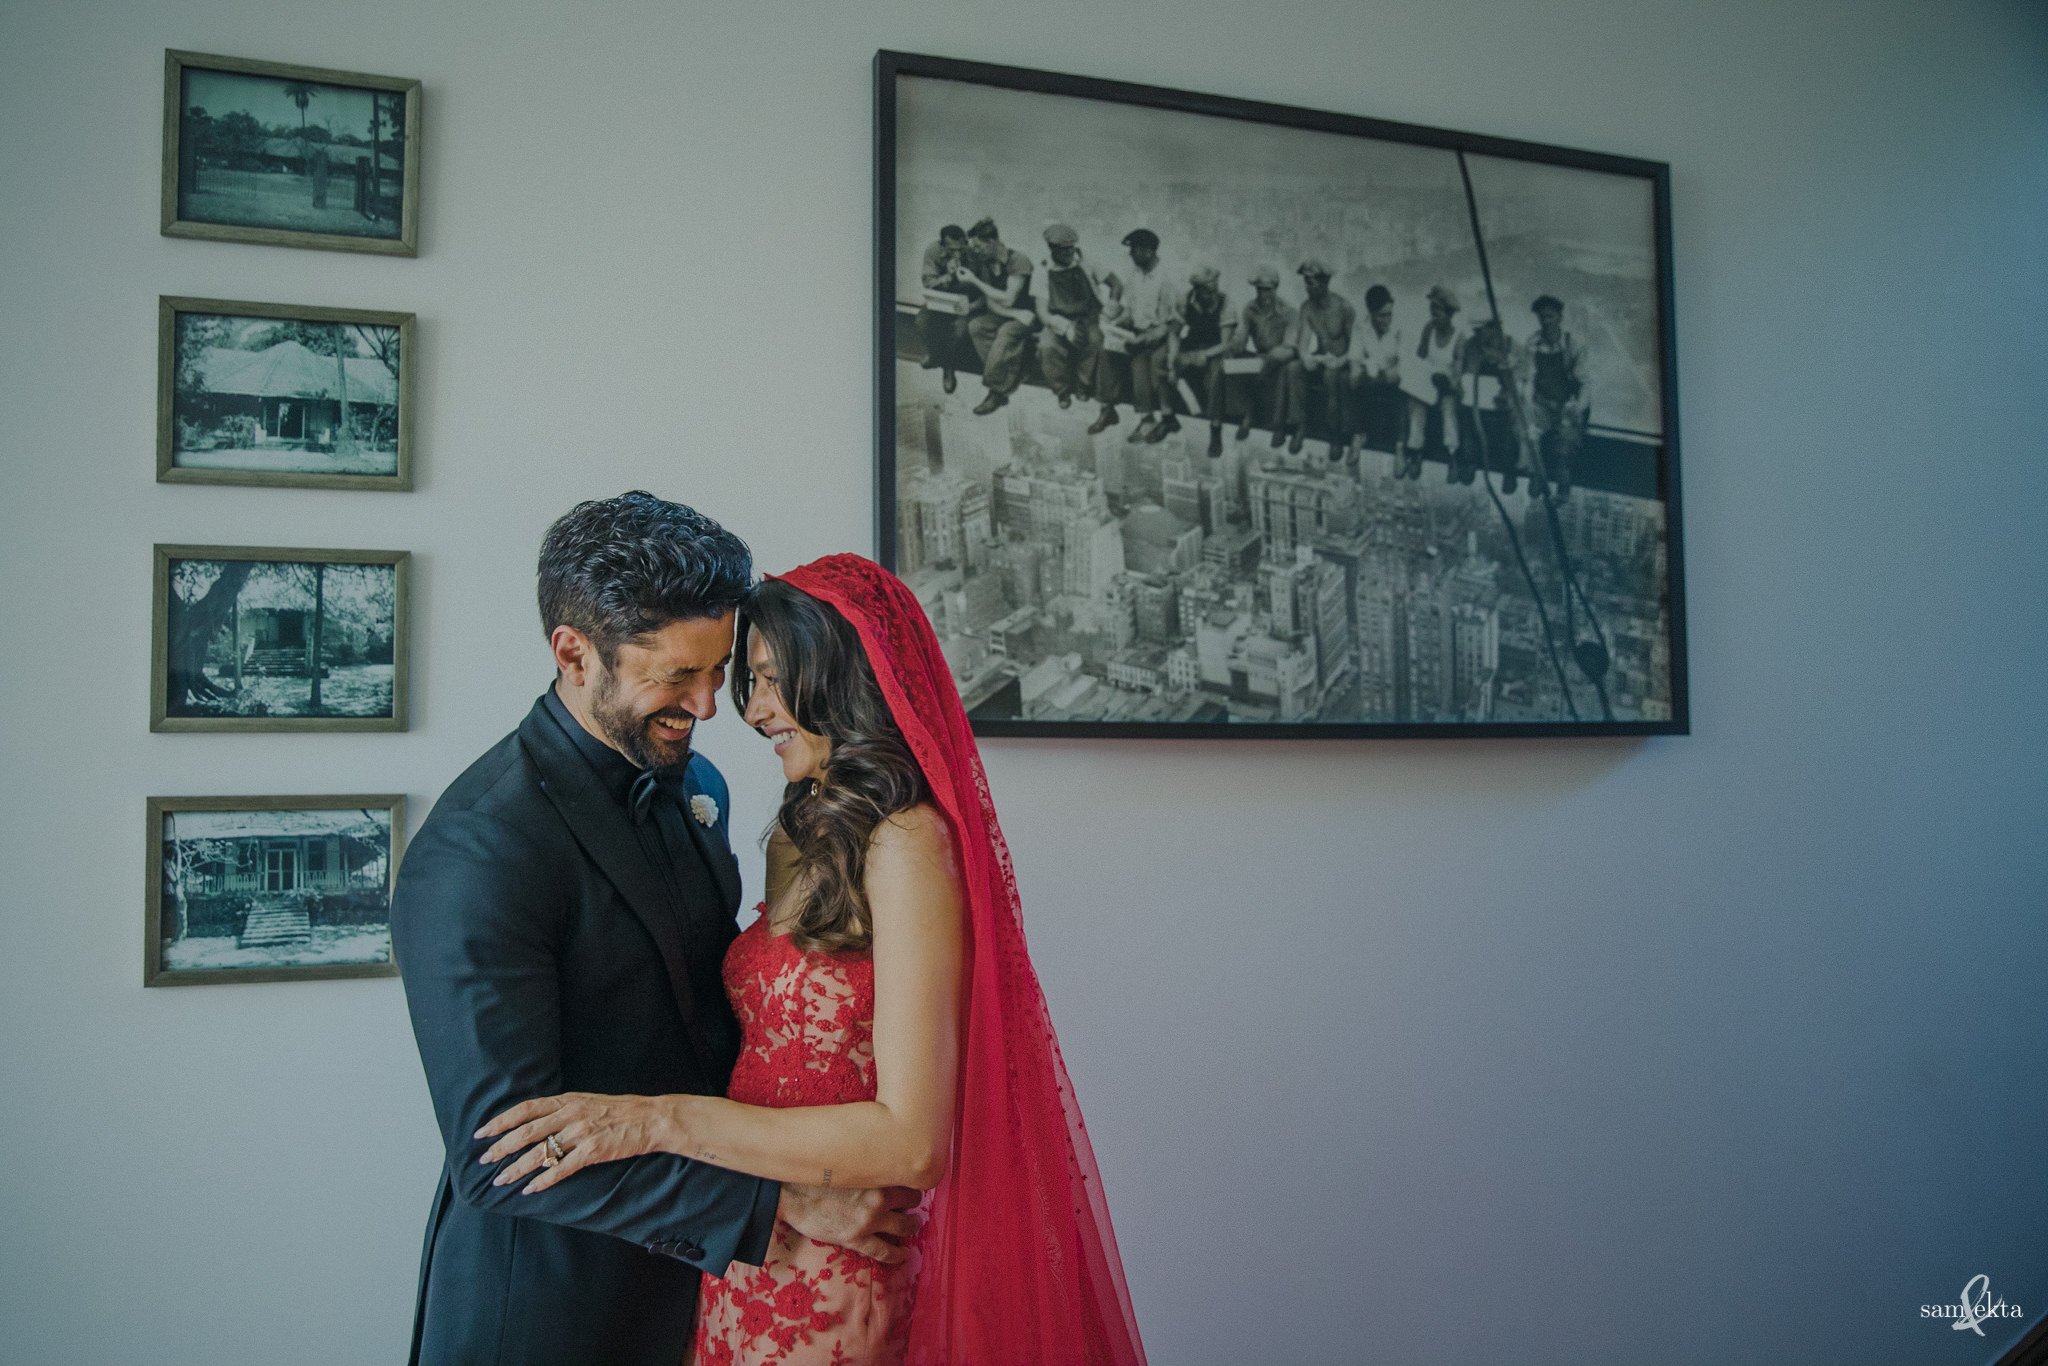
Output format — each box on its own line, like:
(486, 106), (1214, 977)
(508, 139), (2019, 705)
(392, 493), (913, 1366)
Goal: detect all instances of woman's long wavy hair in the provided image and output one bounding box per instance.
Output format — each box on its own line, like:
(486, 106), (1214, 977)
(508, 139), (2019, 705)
(731, 578), (929, 954)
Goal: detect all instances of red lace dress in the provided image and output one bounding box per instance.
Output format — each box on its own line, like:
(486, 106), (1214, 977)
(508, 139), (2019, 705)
(688, 915), (923, 1366)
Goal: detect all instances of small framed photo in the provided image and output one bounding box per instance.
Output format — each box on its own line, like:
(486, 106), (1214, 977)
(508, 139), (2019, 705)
(152, 545), (410, 733)
(147, 794), (405, 986)
(161, 50), (420, 256)
(159, 297), (414, 489)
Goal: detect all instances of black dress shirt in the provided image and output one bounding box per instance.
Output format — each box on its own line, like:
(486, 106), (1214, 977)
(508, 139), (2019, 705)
(541, 689), (735, 1049)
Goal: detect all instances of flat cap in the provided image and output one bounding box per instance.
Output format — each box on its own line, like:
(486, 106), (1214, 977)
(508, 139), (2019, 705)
(1248, 264), (1281, 288)
(1189, 265), (1221, 288)
(1297, 258), (1333, 279)
(1121, 227), (1160, 251)
(1043, 223), (1079, 246)
(1427, 284), (1461, 312)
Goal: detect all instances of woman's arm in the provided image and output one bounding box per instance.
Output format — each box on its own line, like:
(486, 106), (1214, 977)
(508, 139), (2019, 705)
(478, 805), (965, 1193)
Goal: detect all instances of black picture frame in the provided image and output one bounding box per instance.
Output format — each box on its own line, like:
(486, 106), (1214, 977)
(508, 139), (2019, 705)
(161, 50), (421, 257)
(875, 51), (1689, 739)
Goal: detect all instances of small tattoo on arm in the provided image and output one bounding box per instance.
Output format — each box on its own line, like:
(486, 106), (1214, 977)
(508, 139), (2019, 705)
(822, 1167), (833, 1188)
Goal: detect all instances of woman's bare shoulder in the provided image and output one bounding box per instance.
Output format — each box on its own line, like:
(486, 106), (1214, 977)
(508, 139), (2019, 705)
(867, 804), (960, 896)
(872, 802), (950, 852)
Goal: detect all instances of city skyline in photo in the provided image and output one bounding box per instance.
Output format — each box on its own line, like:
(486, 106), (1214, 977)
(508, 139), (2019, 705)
(894, 361), (1672, 729)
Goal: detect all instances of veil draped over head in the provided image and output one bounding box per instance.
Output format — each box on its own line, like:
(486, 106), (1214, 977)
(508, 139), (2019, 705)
(770, 554), (1146, 1366)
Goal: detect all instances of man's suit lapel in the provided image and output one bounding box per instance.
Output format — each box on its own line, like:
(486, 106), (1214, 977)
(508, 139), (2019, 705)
(679, 767), (742, 912)
(518, 699), (701, 1023)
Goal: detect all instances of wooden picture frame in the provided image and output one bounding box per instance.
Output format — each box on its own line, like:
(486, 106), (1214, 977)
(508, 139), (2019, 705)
(876, 51), (1689, 739)
(158, 296), (415, 490)
(161, 50), (421, 256)
(151, 545), (411, 733)
(146, 794), (405, 986)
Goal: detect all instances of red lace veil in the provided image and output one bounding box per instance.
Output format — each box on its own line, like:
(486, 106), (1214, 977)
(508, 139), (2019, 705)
(771, 555), (1146, 1366)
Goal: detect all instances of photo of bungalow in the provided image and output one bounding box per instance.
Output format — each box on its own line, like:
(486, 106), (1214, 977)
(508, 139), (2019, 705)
(157, 805), (396, 972)
(174, 323), (400, 476)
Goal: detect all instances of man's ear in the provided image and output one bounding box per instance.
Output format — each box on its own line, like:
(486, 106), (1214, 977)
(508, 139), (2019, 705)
(550, 625), (597, 686)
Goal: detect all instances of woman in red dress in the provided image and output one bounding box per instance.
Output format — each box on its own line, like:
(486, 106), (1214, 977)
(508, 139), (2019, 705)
(479, 555), (1146, 1366)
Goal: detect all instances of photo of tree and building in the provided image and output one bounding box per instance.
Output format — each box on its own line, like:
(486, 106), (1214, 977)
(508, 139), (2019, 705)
(162, 556), (399, 720)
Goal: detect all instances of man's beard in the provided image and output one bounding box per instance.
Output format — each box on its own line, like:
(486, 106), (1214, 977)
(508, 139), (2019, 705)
(589, 666), (693, 771)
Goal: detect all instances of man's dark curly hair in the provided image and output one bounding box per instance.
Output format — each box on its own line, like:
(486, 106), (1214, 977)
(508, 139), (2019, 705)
(537, 491), (752, 663)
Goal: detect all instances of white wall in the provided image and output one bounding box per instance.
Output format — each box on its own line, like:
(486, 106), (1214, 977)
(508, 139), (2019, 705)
(2, 1), (2043, 1362)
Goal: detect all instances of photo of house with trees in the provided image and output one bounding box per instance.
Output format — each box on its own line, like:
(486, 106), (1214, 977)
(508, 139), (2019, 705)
(155, 804), (397, 976)
(172, 311), (401, 477)
(160, 553), (401, 723)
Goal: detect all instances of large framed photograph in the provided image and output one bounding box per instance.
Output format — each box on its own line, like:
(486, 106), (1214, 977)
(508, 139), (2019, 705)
(151, 545), (410, 733)
(159, 296), (414, 489)
(146, 794), (404, 986)
(876, 52), (1688, 738)
(161, 50), (420, 256)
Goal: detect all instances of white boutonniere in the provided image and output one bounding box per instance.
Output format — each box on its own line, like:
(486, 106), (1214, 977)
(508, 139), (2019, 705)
(688, 794), (719, 828)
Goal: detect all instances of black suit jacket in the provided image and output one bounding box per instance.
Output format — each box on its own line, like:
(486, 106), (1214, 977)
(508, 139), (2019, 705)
(392, 693), (777, 1366)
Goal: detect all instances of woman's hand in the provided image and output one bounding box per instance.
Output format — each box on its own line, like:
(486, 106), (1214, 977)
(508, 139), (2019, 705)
(474, 1092), (682, 1194)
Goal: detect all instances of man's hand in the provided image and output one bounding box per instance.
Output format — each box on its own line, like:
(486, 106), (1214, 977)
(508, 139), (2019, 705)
(778, 1183), (923, 1265)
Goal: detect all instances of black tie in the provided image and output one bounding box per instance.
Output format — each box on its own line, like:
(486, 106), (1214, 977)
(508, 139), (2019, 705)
(628, 767), (687, 825)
